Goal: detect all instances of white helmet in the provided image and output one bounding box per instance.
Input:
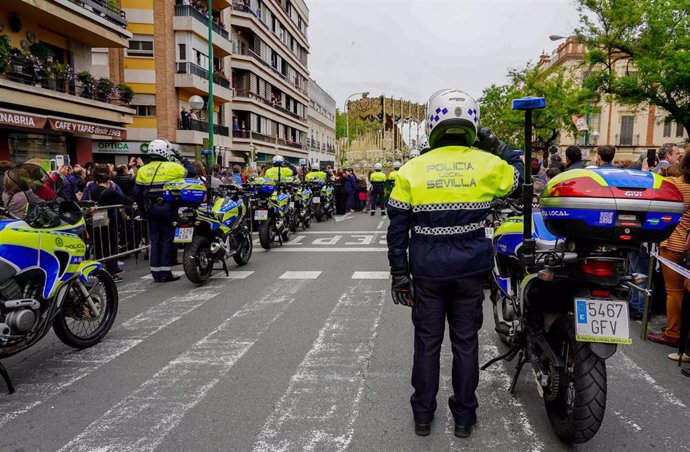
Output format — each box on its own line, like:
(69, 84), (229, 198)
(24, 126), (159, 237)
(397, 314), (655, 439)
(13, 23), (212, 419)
(148, 139), (174, 161)
(409, 149), (421, 159)
(426, 89), (480, 148)
(374, 163), (383, 171)
(272, 155), (285, 166)
(393, 161), (401, 169)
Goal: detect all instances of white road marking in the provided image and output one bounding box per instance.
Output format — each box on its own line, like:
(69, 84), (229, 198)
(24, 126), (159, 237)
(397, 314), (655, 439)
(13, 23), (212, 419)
(344, 234), (374, 245)
(377, 220), (384, 230)
(253, 284), (386, 452)
(211, 271), (255, 279)
(139, 271), (185, 280)
(334, 213), (353, 223)
(284, 235), (306, 245)
(279, 271), (322, 279)
(269, 248), (388, 253)
(298, 231), (383, 234)
(615, 352), (686, 408)
(0, 286), (224, 429)
(312, 235), (343, 245)
(58, 281), (308, 452)
(352, 271), (389, 280)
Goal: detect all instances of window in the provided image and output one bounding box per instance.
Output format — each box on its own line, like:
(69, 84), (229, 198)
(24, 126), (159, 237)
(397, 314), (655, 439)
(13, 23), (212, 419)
(134, 105), (156, 116)
(127, 37), (154, 58)
(664, 122), (672, 137)
(178, 44), (186, 61)
(676, 122), (685, 137)
(620, 116), (634, 146)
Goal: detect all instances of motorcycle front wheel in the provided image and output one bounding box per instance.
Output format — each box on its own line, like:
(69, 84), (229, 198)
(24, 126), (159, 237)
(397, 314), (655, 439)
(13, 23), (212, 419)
(233, 229), (253, 265)
(183, 235), (214, 284)
(53, 269), (119, 349)
(259, 221), (275, 250)
(544, 315), (607, 443)
(314, 204), (324, 222)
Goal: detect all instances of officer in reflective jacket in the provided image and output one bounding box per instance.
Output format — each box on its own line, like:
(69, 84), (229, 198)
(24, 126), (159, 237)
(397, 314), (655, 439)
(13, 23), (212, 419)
(369, 163), (387, 216)
(133, 139), (197, 282)
(387, 89), (523, 438)
(264, 155), (293, 182)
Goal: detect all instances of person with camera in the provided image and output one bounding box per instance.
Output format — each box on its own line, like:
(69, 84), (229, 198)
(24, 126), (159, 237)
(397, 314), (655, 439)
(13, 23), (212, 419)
(133, 139), (196, 283)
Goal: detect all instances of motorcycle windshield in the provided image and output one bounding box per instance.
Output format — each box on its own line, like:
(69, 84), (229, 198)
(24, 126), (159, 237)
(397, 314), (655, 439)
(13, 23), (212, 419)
(6, 163), (61, 200)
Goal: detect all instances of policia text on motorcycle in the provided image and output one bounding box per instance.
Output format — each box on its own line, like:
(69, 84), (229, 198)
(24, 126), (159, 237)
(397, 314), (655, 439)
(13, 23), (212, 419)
(133, 139), (197, 283)
(386, 89), (523, 438)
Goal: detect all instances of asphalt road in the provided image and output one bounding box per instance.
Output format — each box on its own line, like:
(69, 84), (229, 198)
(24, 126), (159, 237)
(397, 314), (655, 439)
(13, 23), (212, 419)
(1, 212), (689, 452)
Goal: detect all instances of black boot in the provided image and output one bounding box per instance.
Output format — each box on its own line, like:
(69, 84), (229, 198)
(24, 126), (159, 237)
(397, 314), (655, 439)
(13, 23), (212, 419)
(454, 415), (477, 438)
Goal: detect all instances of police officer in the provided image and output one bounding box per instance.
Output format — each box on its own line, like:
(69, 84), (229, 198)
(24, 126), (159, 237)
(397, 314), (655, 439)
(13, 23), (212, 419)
(133, 139), (197, 282)
(388, 161), (401, 185)
(387, 90), (523, 438)
(369, 162), (387, 216)
(264, 155), (293, 182)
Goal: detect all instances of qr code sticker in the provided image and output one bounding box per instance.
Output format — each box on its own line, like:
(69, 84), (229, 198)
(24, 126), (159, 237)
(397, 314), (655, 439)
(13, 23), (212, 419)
(599, 211), (614, 225)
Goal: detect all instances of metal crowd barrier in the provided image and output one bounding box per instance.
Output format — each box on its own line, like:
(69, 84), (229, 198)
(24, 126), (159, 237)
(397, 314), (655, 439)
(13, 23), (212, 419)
(79, 203), (149, 263)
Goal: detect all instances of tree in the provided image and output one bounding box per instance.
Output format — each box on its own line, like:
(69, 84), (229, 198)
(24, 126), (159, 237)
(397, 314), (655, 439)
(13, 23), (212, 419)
(576, 0), (690, 136)
(480, 63), (595, 159)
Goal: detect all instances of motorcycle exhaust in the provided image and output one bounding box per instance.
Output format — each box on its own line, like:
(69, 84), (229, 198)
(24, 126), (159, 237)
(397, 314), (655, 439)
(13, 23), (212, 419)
(210, 243), (225, 257)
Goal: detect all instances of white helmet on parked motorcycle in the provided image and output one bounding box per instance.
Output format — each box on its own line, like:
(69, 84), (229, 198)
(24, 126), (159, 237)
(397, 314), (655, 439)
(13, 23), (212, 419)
(418, 136), (430, 154)
(393, 161), (401, 169)
(272, 155), (285, 166)
(374, 163), (383, 171)
(409, 149), (421, 159)
(425, 89), (480, 148)
(148, 138), (174, 161)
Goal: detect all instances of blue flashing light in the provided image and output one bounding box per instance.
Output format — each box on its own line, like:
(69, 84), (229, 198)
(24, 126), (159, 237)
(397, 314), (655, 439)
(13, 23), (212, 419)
(201, 149), (213, 155)
(512, 96), (546, 111)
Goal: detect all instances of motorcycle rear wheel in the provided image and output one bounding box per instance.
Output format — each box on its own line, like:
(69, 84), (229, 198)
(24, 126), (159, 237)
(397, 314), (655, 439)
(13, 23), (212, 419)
(544, 315), (607, 443)
(53, 269), (118, 349)
(233, 229), (253, 265)
(314, 205), (324, 222)
(489, 281), (511, 346)
(303, 214), (311, 229)
(183, 235), (214, 284)
(259, 221), (274, 250)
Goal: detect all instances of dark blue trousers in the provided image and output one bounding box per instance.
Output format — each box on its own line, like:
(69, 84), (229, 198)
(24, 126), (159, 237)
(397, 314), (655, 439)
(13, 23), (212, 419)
(147, 203), (176, 281)
(370, 189), (385, 213)
(410, 277), (484, 425)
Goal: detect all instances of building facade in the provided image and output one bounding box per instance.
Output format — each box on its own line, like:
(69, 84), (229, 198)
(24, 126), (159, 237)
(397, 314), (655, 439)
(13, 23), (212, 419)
(306, 78), (336, 169)
(94, 0), (236, 166)
(542, 37), (688, 162)
(228, 0), (310, 165)
(0, 0), (134, 165)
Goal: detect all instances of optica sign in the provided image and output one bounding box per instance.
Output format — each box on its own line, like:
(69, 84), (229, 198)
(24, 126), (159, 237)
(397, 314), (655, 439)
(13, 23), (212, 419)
(93, 141), (149, 154)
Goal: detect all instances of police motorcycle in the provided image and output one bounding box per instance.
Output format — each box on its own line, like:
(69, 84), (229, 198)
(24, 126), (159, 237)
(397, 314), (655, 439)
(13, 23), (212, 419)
(483, 97), (685, 443)
(181, 182), (253, 284)
(287, 178), (312, 232)
(0, 164), (119, 393)
(308, 178), (334, 222)
(250, 177), (292, 249)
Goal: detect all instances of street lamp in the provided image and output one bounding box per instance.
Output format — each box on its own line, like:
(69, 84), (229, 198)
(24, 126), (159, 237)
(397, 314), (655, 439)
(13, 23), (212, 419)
(549, 34), (567, 41)
(344, 91), (369, 163)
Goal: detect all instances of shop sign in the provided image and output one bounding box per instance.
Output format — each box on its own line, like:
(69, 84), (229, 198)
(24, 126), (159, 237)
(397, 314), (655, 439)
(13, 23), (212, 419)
(49, 119), (126, 139)
(0, 109), (48, 130)
(93, 141), (149, 154)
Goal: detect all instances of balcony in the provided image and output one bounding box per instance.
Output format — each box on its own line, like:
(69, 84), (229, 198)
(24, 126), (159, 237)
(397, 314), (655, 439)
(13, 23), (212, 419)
(175, 62), (233, 103)
(234, 130), (303, 150)
(10, 0), (132, 48)
(230, 3), (308, 68)
(0, 56), (134, 125)
(231, 46), (308, 98)
(233, 89), (307, 125)
(173, 5), (233, 57)
(177, 119), (231, 148)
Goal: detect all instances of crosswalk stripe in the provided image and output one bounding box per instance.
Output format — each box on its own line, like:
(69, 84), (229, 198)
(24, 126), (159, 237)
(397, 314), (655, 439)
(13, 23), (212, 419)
(0, 286), (225, 429)
(352, 271), (389, 280)
(211, 271), (255, 279)
(269, 248), (387, 252)
(58, 280), (310, 452)
(279, 271), (322, 279)
(253, 283), (386, 452)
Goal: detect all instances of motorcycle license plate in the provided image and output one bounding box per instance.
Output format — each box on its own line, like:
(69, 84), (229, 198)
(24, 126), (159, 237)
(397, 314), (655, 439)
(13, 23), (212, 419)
(173, 227), (194, 244)
(312, 196), (321, 204)
(485, 227), (494, 239)
(254, 209), (268, 221)
(289, 201), (295, 209)
(574, 298), (631, 345)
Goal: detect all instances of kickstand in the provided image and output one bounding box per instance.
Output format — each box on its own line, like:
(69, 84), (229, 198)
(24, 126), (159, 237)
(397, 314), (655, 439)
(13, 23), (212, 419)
(221, 258), (229, 277)
(509, 351), (528, 394)
(481, 346), (520, 370)
(0, 361), (15, 394)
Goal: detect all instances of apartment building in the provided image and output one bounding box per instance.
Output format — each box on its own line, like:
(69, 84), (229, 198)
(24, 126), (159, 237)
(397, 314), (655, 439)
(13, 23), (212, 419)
(0, 0), (134, 164)
(94, 0), (237, 166)
(306, 78), (336, 169)
(542, 37), (687, 162)
(228, 0), (310, 165)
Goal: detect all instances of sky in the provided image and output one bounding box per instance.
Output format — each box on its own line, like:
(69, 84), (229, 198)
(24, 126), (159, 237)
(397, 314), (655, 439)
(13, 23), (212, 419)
(306, 0), (583, 109)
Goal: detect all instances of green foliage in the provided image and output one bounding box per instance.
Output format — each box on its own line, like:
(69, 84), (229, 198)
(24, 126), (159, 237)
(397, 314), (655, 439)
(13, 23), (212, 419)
(77, 71), (96, 98)
(28, 41), (48, 61)
(335, 108), (381, 142)
(0, 35), (10, 74)
(479, 63), (595, 152)
(95, 77), (116, 102)
(117, 82), (134, 104)
(51, 62), (71, 81)
(576, 0), (690, 134)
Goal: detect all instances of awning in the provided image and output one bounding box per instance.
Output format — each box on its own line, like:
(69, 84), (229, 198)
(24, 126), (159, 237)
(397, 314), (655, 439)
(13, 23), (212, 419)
(0, 108), (49, 130)
(48, 116), (127, 140)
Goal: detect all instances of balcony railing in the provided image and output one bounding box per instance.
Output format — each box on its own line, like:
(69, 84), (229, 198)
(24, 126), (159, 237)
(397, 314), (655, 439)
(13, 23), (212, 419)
(174, 5), (229, 40)
(176, 62), (231, 89)
(234, 89), (306, 121)
(232, 46), (307, 94)
(1, 55), (130, 106)
(178, 118), (229, 136)
(275, 0), (307, 39)
(67, 0), (127, 28)
(233, 129), (303, 149)
(231, 1), (308, 66)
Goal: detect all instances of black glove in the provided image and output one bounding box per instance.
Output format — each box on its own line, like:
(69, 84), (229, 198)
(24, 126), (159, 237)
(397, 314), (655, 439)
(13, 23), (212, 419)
(475, 126), (507, 156)
(170, 147), (188, 165)
(391, 267), (414, 307)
